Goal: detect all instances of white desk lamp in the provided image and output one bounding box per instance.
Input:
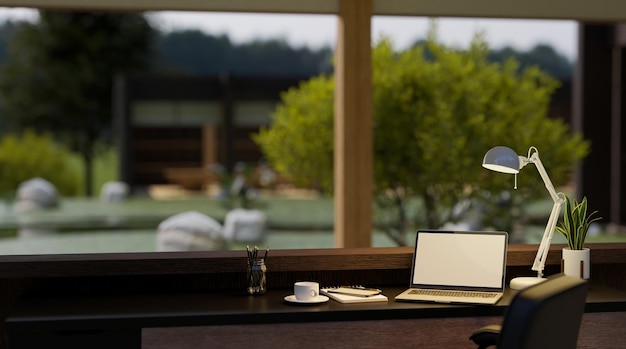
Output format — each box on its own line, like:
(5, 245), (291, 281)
(482, 146), (566, 290)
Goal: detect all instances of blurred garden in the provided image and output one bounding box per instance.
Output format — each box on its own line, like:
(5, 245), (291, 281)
(0, 130), (622, 255)
(0, 179), (623, 255)
(1, 12), (624, 255)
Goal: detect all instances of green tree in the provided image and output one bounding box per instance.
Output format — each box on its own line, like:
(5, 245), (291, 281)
(0, 11), (155, 196)
(254, 76), (335, 192)
(254, 34), (589, 245)
(154, 29), (233, 74)
(154, 29), (333, 76)
(488, 44), (574, 79)
(0, 21), (21, 66)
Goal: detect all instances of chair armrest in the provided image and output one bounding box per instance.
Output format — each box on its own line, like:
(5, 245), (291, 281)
(469, 324), (502, 349)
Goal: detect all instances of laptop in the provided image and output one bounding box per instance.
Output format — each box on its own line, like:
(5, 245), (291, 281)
(395, 229), (508, 305)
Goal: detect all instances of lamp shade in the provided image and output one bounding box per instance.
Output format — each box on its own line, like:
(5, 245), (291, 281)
(482, 146), (520, 174)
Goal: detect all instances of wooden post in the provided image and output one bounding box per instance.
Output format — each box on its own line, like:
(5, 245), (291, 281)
(334, 0), (373, 247)
(202, 125), (218, 168)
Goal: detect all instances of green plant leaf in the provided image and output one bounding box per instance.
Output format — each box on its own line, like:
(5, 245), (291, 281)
(556, 195), (602, 250)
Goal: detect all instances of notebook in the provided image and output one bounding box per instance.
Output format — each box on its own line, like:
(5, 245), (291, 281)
(321, 286), (388, 304)
(395, 229), (508, 305)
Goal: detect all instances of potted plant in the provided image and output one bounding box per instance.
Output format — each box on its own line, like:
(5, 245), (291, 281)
(555, 196), (601, 279)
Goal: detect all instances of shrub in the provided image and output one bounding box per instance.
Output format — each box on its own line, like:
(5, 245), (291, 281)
(255, 32), (589, 244)
(0, 130), (81, 197)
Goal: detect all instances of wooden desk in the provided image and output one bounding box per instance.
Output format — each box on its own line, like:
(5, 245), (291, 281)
(6, 284), (626, 349)
(3, 245), (626, 348)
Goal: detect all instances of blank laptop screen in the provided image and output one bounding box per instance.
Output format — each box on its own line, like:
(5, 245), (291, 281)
(411, 231), (507, 289)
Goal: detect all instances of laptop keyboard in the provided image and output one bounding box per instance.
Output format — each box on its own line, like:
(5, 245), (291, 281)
(408, 289), (497, 298)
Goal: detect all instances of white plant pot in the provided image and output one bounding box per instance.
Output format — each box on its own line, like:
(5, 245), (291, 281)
(561, 247), (590, 279)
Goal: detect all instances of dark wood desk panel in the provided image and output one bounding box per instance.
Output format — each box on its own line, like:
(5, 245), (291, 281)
(6, 284), (626, 348)
(144, 317), (504, 349)
(141, 312), (626, 349)
(6, 287), (508, 332)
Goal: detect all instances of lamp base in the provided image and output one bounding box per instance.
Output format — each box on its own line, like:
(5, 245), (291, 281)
(509, 276), (547, 290)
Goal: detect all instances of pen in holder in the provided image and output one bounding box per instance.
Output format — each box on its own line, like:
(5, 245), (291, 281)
(246, 246), (268, 295)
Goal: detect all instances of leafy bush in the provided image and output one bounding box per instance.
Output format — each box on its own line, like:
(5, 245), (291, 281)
(254, 76), (334, 192)
(254, 31), (589, 244)
(0, 130), (81, 197)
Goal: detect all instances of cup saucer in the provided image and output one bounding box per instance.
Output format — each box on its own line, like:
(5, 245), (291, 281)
(284, 294), (329, 304)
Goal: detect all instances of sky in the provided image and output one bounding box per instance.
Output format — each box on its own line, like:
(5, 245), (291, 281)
(0, 8), (578, 60)
(149, 12), (578, 60)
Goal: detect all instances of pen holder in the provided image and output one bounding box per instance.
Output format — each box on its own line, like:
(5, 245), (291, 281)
(247, 258), (267, 295)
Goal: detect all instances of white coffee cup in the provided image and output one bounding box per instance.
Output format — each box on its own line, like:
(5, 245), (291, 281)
(294, 281), (319, 301)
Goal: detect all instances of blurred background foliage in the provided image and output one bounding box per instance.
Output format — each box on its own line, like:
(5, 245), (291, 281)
(0, 130), (81, 197)
(255, 30), (588, 245)
(0, 12), (154, 196)
(0, 12), (585, 247)
(0, 11), (576, 201)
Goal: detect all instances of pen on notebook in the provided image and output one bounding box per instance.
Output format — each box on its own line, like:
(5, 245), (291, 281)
(326, 286), (382, 297)
(343, 286), (382, 292)
(326, 290), (380, 297)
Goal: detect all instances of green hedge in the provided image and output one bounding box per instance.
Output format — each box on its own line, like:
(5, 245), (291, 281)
(0, 130), (81, 197)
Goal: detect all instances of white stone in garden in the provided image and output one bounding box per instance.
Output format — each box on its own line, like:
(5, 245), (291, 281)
(156, 211), (224, 251)
(222, 208), (267, 243)
(100, 181), (130, 202)
(14, 177), (59, 212)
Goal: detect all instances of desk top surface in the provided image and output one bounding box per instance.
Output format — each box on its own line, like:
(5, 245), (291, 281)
(7, 284), (626, 332)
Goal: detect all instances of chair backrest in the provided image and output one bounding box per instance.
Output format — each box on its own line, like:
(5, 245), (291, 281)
(498, 274), (588, 349)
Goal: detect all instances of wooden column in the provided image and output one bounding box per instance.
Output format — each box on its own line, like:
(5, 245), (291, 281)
(201, 125), (218, 167)
(334, 0), (373, 247)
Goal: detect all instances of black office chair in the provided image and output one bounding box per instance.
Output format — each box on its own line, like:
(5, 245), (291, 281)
(470, 274), (588, 349)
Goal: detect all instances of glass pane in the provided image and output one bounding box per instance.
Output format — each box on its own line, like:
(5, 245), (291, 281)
(1, 8), (620, 256)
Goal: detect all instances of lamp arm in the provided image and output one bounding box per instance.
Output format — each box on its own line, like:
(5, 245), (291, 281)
(528, 151), (566, 276)
(531, 199), (563, 275)
(529, 152), (561, 203)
